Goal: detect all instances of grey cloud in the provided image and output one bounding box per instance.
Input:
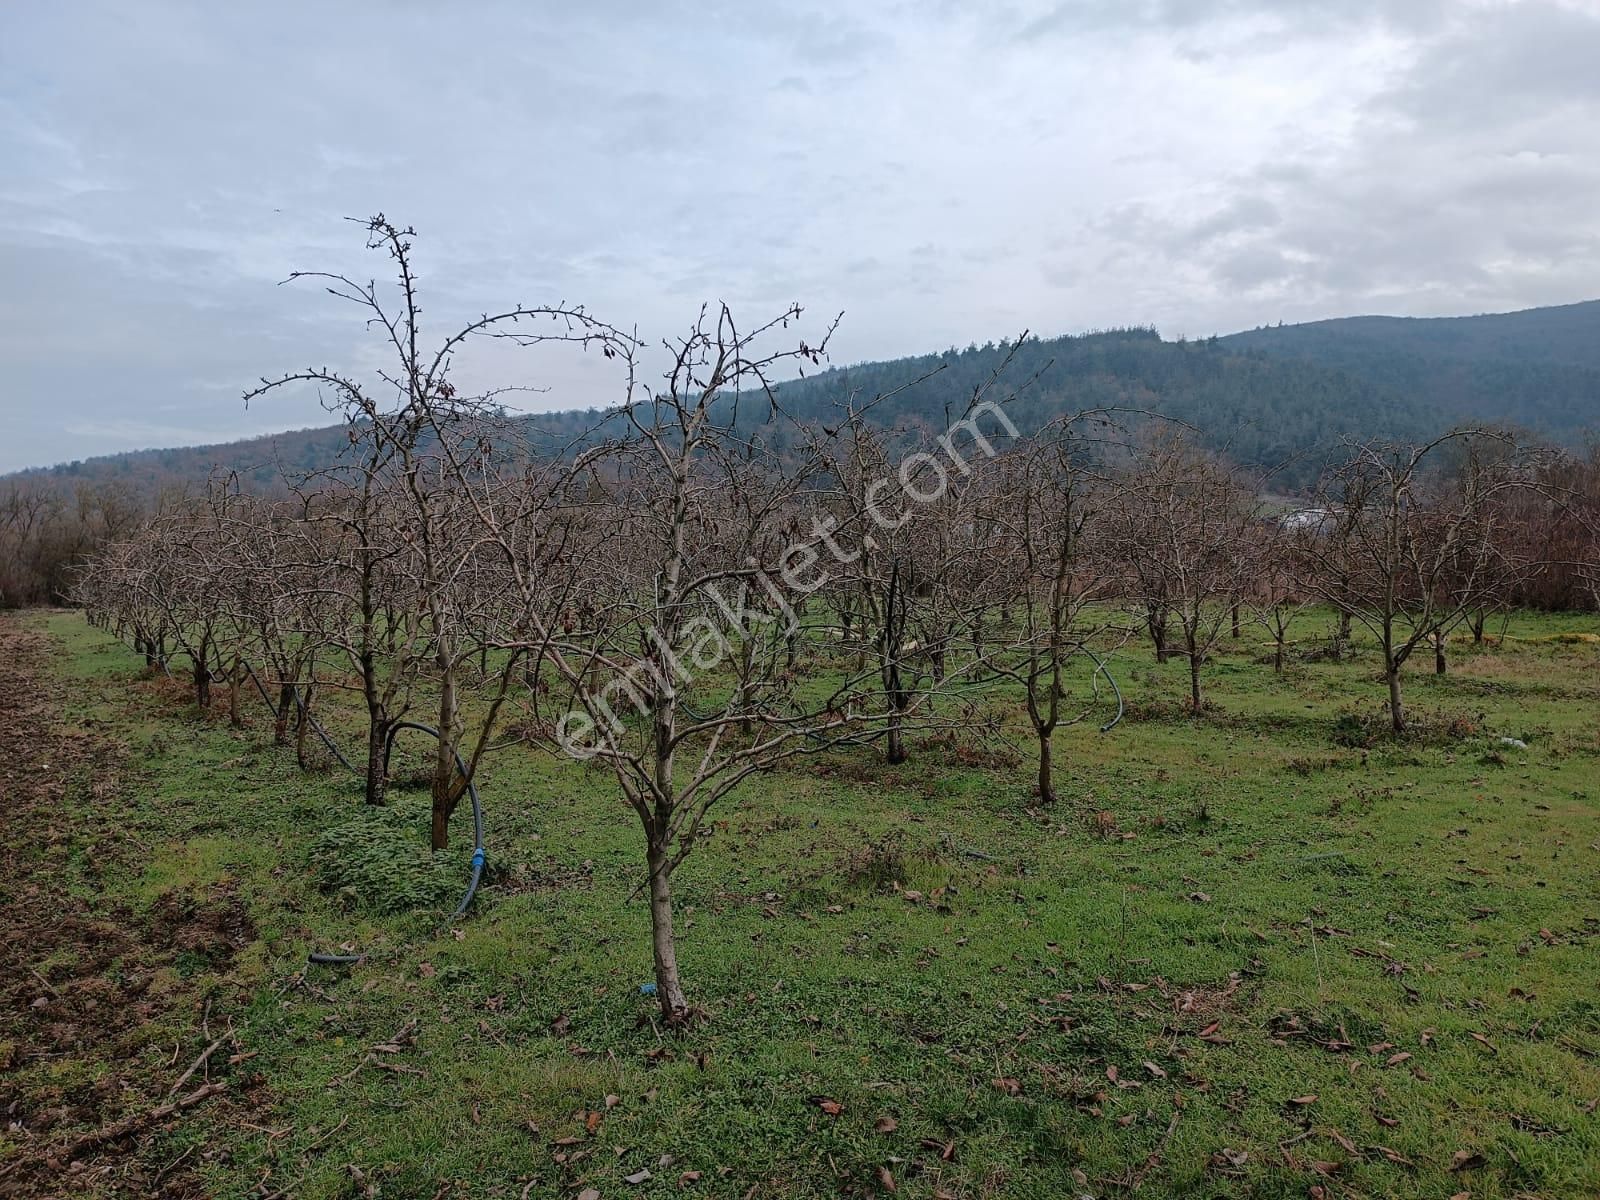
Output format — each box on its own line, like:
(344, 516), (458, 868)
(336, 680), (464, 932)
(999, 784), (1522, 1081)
(1012, 0), (1451, 42)
(1, 0), (1597, 470)
(1084, 1), (1600, 327)
(1376, 2), (1600, 132)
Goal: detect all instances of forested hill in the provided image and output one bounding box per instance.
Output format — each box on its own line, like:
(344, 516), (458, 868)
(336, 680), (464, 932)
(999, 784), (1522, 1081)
(1219, 299), (1600, 437)
(11, 300), (1599, 494)
(765, 328), (1437, 480)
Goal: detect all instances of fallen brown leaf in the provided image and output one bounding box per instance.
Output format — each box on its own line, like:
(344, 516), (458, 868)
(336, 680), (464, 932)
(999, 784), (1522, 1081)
(1326, 1129), (1358, 1155)
(1448, 1149), (1485, 1172)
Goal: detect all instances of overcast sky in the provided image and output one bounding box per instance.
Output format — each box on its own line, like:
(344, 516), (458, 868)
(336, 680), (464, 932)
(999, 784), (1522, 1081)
(2, 0), (1598, 472)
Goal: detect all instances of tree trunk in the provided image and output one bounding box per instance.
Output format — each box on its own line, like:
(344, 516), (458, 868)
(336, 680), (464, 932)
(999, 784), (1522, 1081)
(429, 770), (459, 849)
(274, 683), (295, 745)
(295, 688), (315, 770)
(1387, 663), (1406, 733)
(365, 716), (390, 806)
(1188, 652), (1203, 712)
(645, 837), (689, 1020)
(1334, 611), (1351, 660)
(1433, 630), (1446, 675)
(886, 713), (906, 765)
(1037, 732), (1054, 804)
(227, 656), (242, 729)
(431, 666), (460, 850)
(1149, 610), (1169, 663)
(1274, 636), (1285, 674)
(192, 657), (210, 709)
(1230, 604), (1240, 638)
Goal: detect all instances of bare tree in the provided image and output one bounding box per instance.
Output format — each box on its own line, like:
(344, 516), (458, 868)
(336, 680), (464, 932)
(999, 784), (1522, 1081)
(1113, 435), (1259, 712)
(990, 415), (1123, 802)
(1295, 432), (1536, 732)
(820, 347), (1026, 762)
(1248, 517), (1316, 674)
(248, 215), (629, 819)
(461, 302), (990, 1020)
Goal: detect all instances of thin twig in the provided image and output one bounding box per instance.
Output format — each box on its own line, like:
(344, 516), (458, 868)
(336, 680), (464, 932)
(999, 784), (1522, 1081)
(168, 1032), (232, 1097)
(66, 1081), (228, 1159)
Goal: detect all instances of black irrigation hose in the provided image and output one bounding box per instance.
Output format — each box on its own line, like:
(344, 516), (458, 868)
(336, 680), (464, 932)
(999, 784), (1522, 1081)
(286, 677), (358, 773)
(241, 659), (276, 707)
(236, 659), (354, 771)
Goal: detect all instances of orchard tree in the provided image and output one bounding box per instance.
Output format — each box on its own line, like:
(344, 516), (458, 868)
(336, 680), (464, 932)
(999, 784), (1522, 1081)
(1296, 431), (1536, 732)
(1113, 435), (1259, 712)
(248, 215), (629, 820)
(465, 302), (985, 1020)
(991, 414), (1123, 802)
(1248, 518), (1316, 674)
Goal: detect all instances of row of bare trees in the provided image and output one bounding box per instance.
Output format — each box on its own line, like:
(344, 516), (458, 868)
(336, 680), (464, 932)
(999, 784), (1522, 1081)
(70, 218), (1594, 1018)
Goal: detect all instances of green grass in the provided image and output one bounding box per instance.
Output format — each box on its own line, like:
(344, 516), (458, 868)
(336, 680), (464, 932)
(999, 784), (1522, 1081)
(19, 608), (1600, 1198)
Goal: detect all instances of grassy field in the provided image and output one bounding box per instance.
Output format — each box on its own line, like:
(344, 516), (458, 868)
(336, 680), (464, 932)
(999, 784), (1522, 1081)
(3, 607), (1598, 1198)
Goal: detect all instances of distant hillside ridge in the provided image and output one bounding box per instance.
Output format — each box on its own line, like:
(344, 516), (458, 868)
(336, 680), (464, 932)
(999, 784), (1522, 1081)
(1219, 299), (1600, 437)
(9, 299), (1598, 492)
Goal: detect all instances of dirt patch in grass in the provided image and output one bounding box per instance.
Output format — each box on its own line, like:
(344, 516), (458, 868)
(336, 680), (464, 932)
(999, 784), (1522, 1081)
(0, 614), (255, 1197)
(147, 887), (257, 971)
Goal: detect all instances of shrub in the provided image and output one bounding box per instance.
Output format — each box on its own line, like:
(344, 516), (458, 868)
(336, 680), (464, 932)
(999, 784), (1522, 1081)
(309, 797), (463, 913)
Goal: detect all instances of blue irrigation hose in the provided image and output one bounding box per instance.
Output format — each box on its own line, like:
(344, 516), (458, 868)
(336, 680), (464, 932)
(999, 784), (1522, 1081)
(1081, 644), (1125, 733)
(383, 720), (487, 916)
